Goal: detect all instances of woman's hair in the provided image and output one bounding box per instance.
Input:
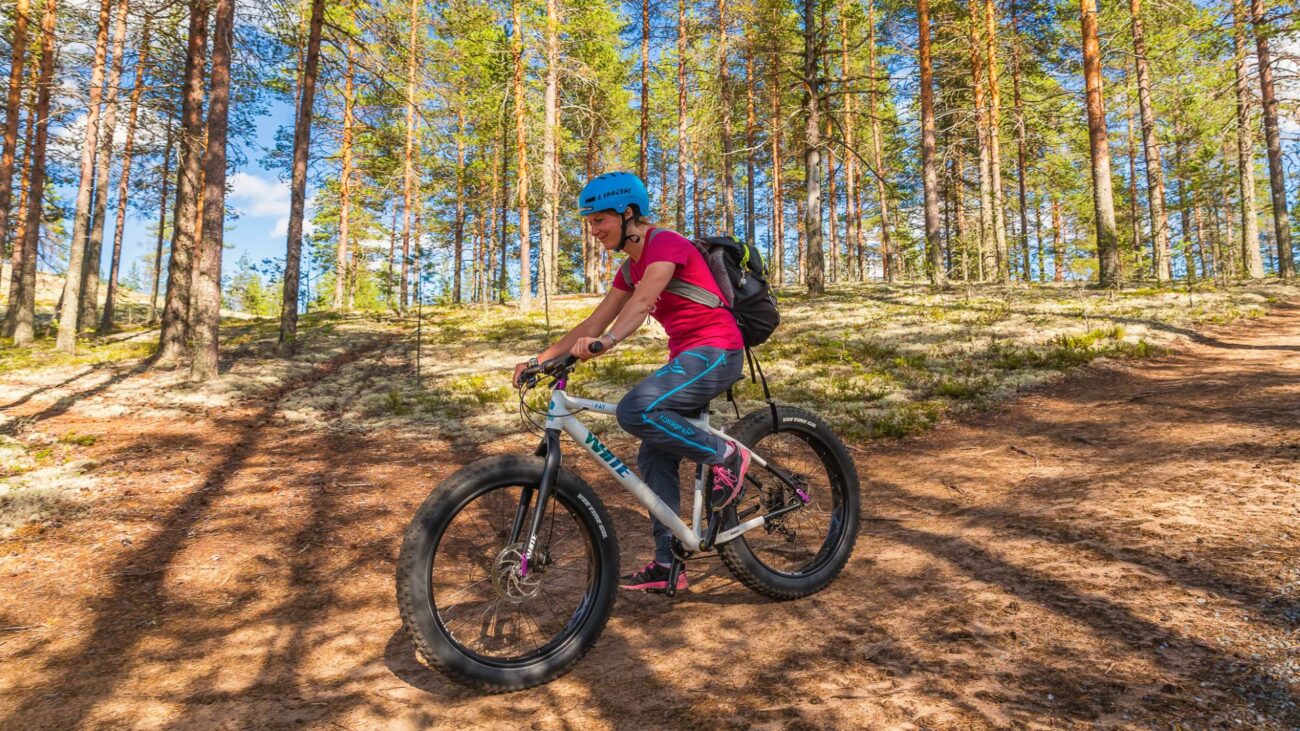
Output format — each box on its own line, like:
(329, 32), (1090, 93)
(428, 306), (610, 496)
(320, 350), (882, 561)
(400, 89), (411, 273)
(603, 204), (654, 227)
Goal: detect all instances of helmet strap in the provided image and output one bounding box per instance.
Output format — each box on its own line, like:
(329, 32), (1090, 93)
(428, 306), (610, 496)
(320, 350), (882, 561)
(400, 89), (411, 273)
(617, 209), (641, 252)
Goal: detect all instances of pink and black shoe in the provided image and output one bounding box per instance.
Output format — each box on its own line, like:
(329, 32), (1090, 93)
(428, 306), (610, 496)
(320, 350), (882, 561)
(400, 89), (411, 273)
(710, 441), (751, 509)
(619, 560), (687, 592)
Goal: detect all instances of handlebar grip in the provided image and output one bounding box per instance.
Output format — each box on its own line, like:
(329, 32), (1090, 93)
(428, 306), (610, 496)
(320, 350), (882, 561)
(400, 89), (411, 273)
(588, 339), (605, 354)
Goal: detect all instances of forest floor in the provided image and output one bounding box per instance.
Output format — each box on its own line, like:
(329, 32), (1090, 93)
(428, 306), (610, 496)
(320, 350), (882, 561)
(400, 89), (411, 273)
(0, 282), (1297, 729)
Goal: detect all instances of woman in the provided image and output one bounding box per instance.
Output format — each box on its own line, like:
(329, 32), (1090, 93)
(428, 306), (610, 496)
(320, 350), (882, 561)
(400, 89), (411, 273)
(513, 172), (747, 593)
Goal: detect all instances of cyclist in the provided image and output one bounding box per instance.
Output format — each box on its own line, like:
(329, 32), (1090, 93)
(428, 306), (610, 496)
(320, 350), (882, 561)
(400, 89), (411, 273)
(513, 172), (747, 593)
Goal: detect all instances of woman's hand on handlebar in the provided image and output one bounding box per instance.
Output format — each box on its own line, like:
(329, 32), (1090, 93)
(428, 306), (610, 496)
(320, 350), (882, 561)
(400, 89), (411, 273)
(512, 361), (534, 388)
(571, 336), (609, 360)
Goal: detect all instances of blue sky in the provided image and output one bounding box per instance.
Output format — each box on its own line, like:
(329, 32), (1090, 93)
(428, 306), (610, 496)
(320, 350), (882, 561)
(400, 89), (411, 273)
(85, 98), (301, 289)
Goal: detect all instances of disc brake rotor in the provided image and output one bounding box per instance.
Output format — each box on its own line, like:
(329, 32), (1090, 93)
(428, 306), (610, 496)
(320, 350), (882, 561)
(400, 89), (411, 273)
(490, 543), (542, 603)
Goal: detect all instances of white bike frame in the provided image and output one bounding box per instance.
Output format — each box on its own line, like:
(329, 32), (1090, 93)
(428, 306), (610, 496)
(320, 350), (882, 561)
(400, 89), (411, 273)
(544, 384), (781, 551)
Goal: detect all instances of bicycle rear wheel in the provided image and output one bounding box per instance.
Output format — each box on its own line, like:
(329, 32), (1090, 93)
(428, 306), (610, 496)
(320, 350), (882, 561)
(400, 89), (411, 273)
(716, 405), (860, 599)
(396, 455), (619, 691)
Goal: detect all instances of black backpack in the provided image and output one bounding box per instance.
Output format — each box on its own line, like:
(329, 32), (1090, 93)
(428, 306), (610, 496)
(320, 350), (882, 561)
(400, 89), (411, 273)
(620, 230), (780, 348)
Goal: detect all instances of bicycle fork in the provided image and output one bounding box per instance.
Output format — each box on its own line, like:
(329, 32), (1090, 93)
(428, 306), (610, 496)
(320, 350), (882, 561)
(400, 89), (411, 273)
(511, 428), (564, 578)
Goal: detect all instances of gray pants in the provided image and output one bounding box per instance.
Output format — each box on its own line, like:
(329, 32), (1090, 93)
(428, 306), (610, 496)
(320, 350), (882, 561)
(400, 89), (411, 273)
(616, 347), (744, 564)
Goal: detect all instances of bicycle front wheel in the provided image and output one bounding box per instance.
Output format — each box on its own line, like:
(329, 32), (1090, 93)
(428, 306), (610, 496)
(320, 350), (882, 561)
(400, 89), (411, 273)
(396, 455), (620, 691)
(717, 405), (861, 599)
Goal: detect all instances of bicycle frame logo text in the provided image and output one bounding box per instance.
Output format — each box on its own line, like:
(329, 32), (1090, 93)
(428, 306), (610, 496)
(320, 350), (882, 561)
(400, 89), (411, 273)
(583, 431), (631, 478)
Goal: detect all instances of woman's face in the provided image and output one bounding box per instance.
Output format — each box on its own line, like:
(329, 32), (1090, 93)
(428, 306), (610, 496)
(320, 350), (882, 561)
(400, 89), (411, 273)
(585, 210), (625, 251)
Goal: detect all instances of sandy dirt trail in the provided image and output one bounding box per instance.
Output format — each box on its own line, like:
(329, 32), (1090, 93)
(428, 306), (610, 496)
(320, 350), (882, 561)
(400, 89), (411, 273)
(0, 303), (1296, 730)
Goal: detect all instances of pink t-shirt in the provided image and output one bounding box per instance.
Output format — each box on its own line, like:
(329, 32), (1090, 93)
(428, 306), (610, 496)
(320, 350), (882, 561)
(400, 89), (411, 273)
(613, 228), (744, 357)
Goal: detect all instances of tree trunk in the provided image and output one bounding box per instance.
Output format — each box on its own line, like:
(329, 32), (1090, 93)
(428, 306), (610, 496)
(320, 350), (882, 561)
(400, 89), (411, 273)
(920, 0), (945, 286)
(675, 0), (688, 232)
(1232, 0), (1263, 279)
(1080, 0), (1121, 288)
(276, 0), (323, 356)
(1052, 195), (1064, 282)
(2, 59), (37, 331)
(55, 0), (113, 352)
(826, 116), (838, 282)
(968, 0), (992, 281)
(80, 0), (130, 332)
(155, 0), (209, 364)
(1251, 0), (1293, 278)
(639, 0), (649, 182)
(1034, 196), (1046, 282)
(334, 31), (355, 310)
(770, 48), (784, 286)
(397, 0), (420, 312)
(745, 48), (756, 245)
(719, 0), (735, 233)
(1130, 0), (1172, 281)
(8, 0), (55, 346)
(869, 0), (895, 282)
(1123, 68), (1141, 280)
(100, 13), (152, 334)
(801, 0), (824, 294)
(453, 108), (467, 304)
(1011, 2), (1030, 282)
(0, 0), (30, 253)
(838, 2), (858, 280)
(190, 0), (234, 380)
(983, 0), (1008, 281)
(541, 0), (559, 298)
(512, 0), (531, 308)
(149, 120), (175, 324)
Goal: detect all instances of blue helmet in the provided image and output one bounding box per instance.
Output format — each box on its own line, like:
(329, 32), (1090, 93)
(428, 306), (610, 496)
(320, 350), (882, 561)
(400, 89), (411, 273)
(578, 172), (651, 218)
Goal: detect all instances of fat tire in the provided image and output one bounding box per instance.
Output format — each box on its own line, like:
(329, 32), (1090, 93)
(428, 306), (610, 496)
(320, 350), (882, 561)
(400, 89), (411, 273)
(396, 455), (619, 691)
(717, 405), (861, 600)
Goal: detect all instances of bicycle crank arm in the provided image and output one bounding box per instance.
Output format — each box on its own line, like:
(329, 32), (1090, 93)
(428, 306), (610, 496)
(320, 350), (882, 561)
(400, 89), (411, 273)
(712, 500), (806, 546)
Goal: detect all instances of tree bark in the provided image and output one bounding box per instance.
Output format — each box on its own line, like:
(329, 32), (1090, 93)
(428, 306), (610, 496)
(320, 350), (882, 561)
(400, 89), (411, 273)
(639, 0), (650, 182)
(920, 0), (945, 286)
(100, 13), (151, 334)
(1233, 0), (1264, 279)
(512, 0), (531, 308)
(0, 0), (30, 253)
(968, 0), (992, 281)
(1251, 0), (1293, 278)
(149, 119), (175, 324)
(8, 0), (55, 346)
(676, 0), (688, 232)
(983, 0), (1008, 281)
(801, 0), (824, 294)
(2, 58), (37, 329)
(334, 31), (355, 310)
(1123, 68), (1141, 280)
(277, 0), (323, 356)
(1012, 5), (1031, 282)
(55, 0), (113, 352)
(745, 48), (756, 245)
(1130, 0), (1172, 281)
(868, 0), (895, 282)
(155, 0), (208, 364)
(838, 2), (858, 280)
(398, 0), (420, 312)
(453, 108), (467, 304)
(770, 45), (784, 286)
(1052, 195), (1064, 282)
(719, 0), (735, 232)
(190, 0), (234, 380)
(79, 0), (130, 331)
(541, 0), (559, 298)
(1080, 0), (1122, 287)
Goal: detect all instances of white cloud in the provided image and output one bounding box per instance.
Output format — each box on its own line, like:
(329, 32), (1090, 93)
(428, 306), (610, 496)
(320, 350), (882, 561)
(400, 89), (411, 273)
(229, 171), (291, 219)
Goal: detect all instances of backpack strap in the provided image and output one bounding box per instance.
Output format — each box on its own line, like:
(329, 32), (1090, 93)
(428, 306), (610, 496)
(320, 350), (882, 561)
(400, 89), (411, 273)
(620, 228), (727, 309)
